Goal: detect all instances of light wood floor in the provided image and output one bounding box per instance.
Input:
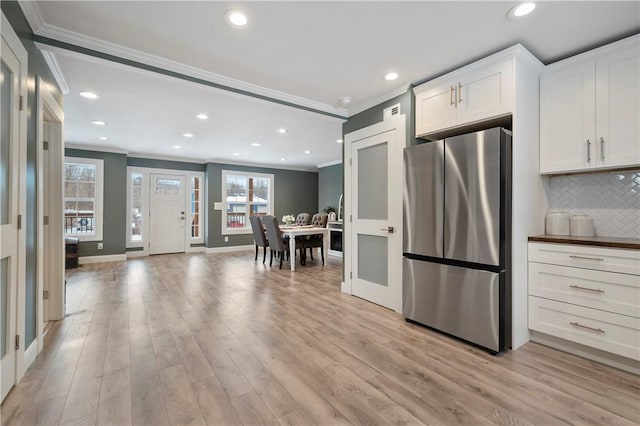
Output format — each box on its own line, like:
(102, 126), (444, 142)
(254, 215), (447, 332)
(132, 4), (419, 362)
(1, 250), (639, 426)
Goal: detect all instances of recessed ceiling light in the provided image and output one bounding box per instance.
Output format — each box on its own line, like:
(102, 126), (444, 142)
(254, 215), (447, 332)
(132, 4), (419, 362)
(337, 139), (343, 144)
(339, 97), (352, 106)
(507, 2), (536, 19)
(280, 158), (286, 162)
(383, 72), (399, 81)
(304, 150), (311, 154)
(196, 113), (208, 120)
(99, 136), (108, 141)
(91, 120), (106, 126)
(183, 133), (194, 138)
(172, 145), (182, 149)
(233, 152), (240, 156)
(226, 10), (248, 28)
(79, 91), (99, 99)
(277, 128), (287, 134)
(251, 143), (261, 147)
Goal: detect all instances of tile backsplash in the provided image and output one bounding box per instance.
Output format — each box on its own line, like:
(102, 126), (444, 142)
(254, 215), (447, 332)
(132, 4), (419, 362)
(547, 170), (640, 238)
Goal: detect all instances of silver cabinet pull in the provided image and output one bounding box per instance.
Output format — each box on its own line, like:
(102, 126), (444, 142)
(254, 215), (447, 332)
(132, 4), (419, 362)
(600, 137), (605, 162)
(450, 85), (455, 106)
(586, 139), (591, 164)
(569, 255), (604, 261)
(570, 322), (605, 334)
(458, 82), (463, 103)
(569, 284), (604, 294)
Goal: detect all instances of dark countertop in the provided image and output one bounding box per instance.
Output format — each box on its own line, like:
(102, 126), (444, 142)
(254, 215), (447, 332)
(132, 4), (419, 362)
(529, 235), (640, 250)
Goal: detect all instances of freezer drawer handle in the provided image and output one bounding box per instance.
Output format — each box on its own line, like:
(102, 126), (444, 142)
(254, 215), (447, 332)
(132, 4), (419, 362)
(570, 322), (605, 334)
(569, 255), (604, 262)
(380, 226), (395, 233)
(569, 284), (604, 294)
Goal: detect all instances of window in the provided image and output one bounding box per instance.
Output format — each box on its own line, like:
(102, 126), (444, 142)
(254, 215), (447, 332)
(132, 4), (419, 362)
(130, 172), (143, 242)
(222, 170), (274, 234)
(64, 157), (104, 241)
(191, 177), (201, 238)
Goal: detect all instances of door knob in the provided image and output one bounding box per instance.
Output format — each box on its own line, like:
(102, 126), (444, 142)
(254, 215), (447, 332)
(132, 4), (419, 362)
(380, 226), (395, 233)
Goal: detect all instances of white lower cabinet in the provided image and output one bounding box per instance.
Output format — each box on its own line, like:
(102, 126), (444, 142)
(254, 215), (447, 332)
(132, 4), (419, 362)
(528, 242), (640, 360)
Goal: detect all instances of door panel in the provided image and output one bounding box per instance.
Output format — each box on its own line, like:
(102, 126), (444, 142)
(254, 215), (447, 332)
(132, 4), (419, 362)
(350, 121), (403, 312)
(403, 141), (444, 258)
(415, 82), (457, 136)
(457, 59), (512, 125)
(444, 129), (501, 266)
(0, 31), (22, 401)
(149, 174), (186, 255)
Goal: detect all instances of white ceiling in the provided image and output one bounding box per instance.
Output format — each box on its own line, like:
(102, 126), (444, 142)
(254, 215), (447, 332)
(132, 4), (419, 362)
(24, 1), (640, 169)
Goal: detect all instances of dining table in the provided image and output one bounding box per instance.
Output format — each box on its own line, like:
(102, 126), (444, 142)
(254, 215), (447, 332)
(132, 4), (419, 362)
(279, 225), (330, 272)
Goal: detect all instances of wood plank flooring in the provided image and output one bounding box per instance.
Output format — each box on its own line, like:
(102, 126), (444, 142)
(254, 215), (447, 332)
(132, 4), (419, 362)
(1, 250), (638, 425)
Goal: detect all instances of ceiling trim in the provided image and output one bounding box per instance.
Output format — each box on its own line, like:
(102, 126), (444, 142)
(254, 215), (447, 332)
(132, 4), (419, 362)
(347, 83), (411, 117)
(21, 1), (349, 120)
(40, 50), (70, 94)
(317, 159), (342, 168)
(204, 158), (318, 173)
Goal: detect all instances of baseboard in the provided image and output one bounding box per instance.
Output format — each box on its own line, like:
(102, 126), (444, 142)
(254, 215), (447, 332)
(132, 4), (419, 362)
(205, 245), (254, 254)
(126, 250), (147, 258)
(186, 246), (207, 253)
(79, 254), (127, 265)
(24, 340), (39, 370)
(341, 281), (350, 294)
(530, 331), (640, 375)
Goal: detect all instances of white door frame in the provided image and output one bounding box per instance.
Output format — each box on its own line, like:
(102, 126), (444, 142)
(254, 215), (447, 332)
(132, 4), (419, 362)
(343, 114), (406, 313)
(35, 76), (64, 363)
(1, 10), (28, 398)
(126, 167), (205, 257)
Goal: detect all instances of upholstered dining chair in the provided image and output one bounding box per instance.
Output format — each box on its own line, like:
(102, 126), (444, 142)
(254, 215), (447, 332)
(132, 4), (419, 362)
(304, 212), (328, 264)
(249, 215), (269, 263)
(295, 213), (310, 225)
(261, 215), (305, 269)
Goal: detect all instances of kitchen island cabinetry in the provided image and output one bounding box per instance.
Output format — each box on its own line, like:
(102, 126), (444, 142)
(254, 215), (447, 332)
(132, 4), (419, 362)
(540, 35), (640, 174)
(528, 239), (640, 372)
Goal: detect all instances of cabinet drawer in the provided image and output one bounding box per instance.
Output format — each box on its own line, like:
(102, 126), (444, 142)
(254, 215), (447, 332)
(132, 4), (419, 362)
(528, 242), (640, 275)
(529, 297), (640, 360)
(529, 262), (640, 317)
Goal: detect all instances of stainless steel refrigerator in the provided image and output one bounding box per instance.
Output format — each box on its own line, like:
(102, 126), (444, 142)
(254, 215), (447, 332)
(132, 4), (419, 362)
(403, 127), (512, 353)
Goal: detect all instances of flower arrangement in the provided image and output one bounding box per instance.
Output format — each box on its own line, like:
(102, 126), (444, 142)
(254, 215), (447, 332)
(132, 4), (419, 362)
(282, 214), (295, 225)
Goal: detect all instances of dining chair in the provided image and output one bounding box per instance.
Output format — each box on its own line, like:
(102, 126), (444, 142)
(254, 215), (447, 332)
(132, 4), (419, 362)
(261, 215), (305, 269)
(304, 213), (328, 264)
(295, 213), (310, 225)
(249, 215), (269, 263)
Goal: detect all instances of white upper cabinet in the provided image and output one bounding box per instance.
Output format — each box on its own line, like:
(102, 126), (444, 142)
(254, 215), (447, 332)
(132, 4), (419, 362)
(414, 56), (513, 137)
(540, 35), (639, 174)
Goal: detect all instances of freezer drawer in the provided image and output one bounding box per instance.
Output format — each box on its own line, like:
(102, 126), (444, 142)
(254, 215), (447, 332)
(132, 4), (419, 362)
(403, 258), (503, 352)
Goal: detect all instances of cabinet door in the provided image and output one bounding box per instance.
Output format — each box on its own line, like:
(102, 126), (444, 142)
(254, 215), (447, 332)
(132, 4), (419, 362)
(595, 45), (640, 169)
(456, 59), (513, 125)
(540, 62), (596, 174)
(414, 81), (457, 137)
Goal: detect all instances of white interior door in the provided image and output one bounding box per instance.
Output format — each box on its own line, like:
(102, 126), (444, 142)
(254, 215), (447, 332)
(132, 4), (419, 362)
(1, 25), (25, 402)
(347, 115), (404, 312)
(149, 174), (186, 255)
(42, 122), (50, 323)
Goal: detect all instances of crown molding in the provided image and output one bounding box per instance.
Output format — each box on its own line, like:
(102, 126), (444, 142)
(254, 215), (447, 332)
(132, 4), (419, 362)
(40, 50), (70, 94)
(64, 143), (130, 155)
(29, 18), (349, 119)
(317, 159), (342, 168)
(204, 158), (318, 173)
(17, 0), (45, 33)
(347, 83), (411, 117)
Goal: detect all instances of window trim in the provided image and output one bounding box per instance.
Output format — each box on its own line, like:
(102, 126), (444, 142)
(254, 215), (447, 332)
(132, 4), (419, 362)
(221, 170), (275, 235)
(64, 157), (104, 242)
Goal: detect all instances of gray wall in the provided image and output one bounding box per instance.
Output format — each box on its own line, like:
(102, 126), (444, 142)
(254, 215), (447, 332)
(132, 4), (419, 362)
(2, 0), (63, 348)
(127, 156), (205, 172)
(65, 149), (128, 257)
(343, 89), (418, 147)
(318, 163), (343, 213)
(206, 163), (318, 248)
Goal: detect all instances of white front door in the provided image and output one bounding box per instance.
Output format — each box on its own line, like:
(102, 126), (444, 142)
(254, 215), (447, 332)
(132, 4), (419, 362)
(345, 115), (405, 312)
(1, 15), (27, 402)
(149, 174), (186, 255)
